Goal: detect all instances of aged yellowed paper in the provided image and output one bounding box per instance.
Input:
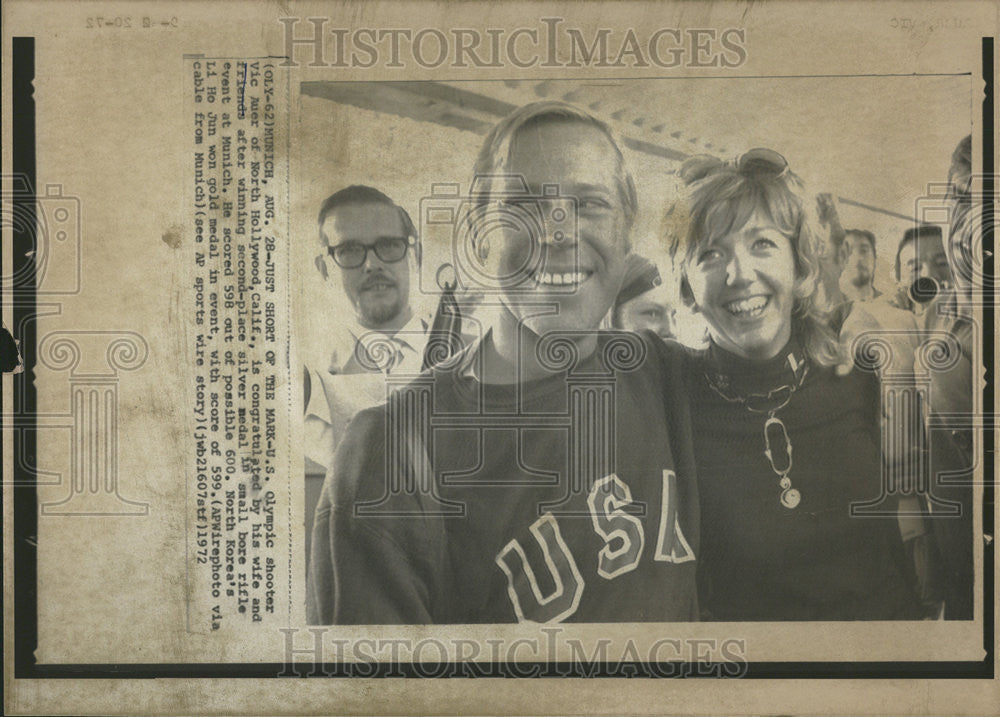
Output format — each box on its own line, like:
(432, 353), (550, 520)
(3, 1), (998, 714)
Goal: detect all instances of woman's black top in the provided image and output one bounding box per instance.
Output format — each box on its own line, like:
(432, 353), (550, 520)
(683, 339), (920, 621)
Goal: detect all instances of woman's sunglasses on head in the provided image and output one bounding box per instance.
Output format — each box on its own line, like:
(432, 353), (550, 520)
(737, 147), (789, 178)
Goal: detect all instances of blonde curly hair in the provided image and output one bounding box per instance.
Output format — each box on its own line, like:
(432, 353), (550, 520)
(664, 151), (842, 367)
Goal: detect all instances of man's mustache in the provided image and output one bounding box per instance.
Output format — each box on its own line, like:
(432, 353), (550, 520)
(361, 273), (397, 290)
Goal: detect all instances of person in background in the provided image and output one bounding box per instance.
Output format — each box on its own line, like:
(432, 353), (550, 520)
(838, 229), (880, 303)
(310, 185), (429, 377)
(817, 194), (944, 618)
(891, 225), (953, 314)
(609, 254), (678, 341)
(666, 148), (921, 620)
(303, 186), (431, 521)
(921, 134), (975, 619)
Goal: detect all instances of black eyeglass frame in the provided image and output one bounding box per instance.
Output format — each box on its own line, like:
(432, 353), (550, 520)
(326, 236), (414, 269)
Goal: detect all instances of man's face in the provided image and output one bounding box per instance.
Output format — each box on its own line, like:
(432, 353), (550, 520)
(321, 202), (411, 329)
(484, 120), (630, 338)
(898, 233), (952, 287)
(841, 232), (875, 289)
(618, 285), (677, 340)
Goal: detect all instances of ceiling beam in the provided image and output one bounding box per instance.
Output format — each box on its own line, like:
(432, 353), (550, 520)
(303, 80), (914, 223)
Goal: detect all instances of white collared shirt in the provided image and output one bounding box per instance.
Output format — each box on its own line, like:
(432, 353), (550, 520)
(304, 310), (432, 472)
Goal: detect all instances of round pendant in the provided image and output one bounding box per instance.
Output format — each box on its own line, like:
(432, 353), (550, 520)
(779, 476), (792, 490)
(780, 488), (801, 509)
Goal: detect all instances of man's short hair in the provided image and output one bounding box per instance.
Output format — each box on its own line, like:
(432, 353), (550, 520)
(470, 101), (638, 232)
(895, 225), (943, 280)
(316, 185), (416, 244)
(844, 228), (876, 260)
(948, 134), (973, 200)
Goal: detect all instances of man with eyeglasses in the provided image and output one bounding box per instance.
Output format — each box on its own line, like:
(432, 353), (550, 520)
(304, 186), (431, 475)
(303, 186), (437, 565)
(313, 185), (428, 375)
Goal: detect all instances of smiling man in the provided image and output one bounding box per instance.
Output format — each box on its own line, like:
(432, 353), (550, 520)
(307, 103), (700, 625)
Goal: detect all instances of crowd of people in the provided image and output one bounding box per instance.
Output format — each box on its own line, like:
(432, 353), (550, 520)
(303, 101), (977, 624)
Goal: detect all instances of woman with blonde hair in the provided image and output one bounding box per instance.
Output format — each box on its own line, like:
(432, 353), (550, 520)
(666, 149), (921, 620)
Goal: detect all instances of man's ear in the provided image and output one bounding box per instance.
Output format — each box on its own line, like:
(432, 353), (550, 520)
(678, 275), (699, 311)
(314, 254), (328, 280)
(411, 237), (422, 267)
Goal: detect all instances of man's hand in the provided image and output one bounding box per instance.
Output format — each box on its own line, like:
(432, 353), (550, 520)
(815, 192), (837, 227)
(889, 283), (914, 313)
(816, 193), (846, 248)
(813, 193), (848, 306)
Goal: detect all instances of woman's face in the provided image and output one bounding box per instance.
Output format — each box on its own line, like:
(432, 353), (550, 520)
(685, 212), (798, 360)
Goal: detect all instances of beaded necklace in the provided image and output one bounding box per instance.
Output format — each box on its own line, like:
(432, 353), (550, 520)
(703, 352), (809, 509)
